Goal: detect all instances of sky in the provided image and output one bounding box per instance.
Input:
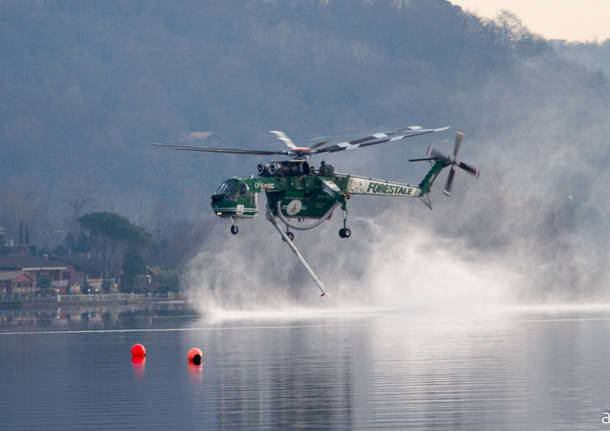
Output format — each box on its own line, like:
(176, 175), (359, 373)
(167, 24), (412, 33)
(449, 0), (610, 42)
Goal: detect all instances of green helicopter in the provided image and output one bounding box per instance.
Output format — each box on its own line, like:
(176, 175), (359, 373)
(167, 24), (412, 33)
(154, 126), (479, 296)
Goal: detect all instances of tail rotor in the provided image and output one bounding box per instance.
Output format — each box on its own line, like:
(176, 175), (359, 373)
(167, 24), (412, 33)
(409, 130), (480, 196)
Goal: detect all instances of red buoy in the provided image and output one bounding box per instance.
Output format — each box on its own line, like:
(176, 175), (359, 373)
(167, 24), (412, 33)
(187, 347), (203, 365)
(131, 344), (146, 358)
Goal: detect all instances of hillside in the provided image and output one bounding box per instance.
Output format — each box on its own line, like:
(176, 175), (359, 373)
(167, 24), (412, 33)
(2, 0), (609, 297)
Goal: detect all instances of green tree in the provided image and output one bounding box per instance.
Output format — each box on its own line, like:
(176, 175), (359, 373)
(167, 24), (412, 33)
(78, 212), (151, 246)
(121, 250), (147, 293)
(52, 244), (68, 256)
(101, 279), (112, 294)
(152, 268), (180, 293)
(64, 231), (92, 254)
(37, 246), (52, 258)
(37, 274), (53, 292)
(78, 212), (152, 281)
(64, 233), (76, 252)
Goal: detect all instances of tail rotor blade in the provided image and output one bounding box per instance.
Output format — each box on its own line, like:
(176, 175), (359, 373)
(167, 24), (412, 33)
(443, 165), (456, 196)
(453, 130), (464, 158)
(409, 157), (437, 162)
(428, 146), (448, 160)
(458, 161), (480, 178)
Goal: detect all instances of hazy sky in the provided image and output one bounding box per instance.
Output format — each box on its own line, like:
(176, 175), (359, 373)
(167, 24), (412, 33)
(450, 0), (610, 42)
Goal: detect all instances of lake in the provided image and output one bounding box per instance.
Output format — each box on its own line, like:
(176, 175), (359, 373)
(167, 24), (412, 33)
(1, 303), (610, 430)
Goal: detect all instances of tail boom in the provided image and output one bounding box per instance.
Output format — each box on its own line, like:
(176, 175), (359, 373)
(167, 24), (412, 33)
(344, 175), (422, 197)
(416, 160), (447, 196)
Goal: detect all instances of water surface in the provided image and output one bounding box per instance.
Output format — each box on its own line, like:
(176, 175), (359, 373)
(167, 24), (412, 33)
(1, 305), (610, 430)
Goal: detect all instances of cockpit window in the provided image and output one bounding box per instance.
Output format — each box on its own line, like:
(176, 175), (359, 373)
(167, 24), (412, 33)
(240, 183), (249, 195)
(217, 180), (239, 200)
(216, 183), (228, 193)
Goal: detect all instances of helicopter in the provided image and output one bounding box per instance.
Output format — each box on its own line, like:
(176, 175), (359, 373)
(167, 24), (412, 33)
(154, 126), (479, 296)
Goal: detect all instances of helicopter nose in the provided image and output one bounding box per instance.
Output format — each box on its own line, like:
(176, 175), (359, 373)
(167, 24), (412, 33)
(210, 195), (224, 217)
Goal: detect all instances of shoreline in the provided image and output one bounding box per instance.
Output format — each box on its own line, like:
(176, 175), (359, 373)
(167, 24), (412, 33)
(0, 292), (187, 311)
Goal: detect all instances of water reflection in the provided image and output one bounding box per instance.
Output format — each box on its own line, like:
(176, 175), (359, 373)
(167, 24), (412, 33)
(188, 363), (204, 383)
(131, 356), (146, 378)
(181, 318), (357, 429)
(0, 303), (197, 332)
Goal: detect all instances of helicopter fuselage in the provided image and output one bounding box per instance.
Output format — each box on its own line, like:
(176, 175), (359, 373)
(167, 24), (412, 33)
(210, 159), (446, 221)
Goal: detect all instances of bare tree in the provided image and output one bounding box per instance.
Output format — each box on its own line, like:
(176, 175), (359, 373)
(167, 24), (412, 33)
(61, 173), (96, 241)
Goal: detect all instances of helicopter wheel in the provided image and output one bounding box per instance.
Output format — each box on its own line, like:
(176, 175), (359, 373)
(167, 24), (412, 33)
(230, 225), (239, 235)
(338, 228), (351, 239)
(286, 231), (294, 241)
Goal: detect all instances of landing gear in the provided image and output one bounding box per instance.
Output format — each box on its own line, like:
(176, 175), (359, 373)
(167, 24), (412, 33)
(285, 231), (295, 241)
(339, 202), (351, 239)
(338, 228), (351, 238)
(230, 224), (239, 235)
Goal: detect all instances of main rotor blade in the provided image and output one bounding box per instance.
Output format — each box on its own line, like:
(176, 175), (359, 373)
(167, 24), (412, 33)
(313, 126), (449, 154)
(308, 140), (329, 151)
(453, 130), (464, 158)
(269, 130), (296, 149)
(443, 165), (456, 196)
(152, 143), (289, 156)
(458, 161), (480, 177)
(339, 125), (433, 147)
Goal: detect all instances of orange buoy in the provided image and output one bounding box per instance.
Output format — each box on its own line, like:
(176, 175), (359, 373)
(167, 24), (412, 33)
(187, 347), (203, 365)
(131, 344), (146, 358)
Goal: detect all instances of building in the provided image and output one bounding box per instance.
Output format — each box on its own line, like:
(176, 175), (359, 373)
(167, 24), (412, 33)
(0, 271), (34, 294)
(0, 255), (75, 294)
(54, 255), (110, 292)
